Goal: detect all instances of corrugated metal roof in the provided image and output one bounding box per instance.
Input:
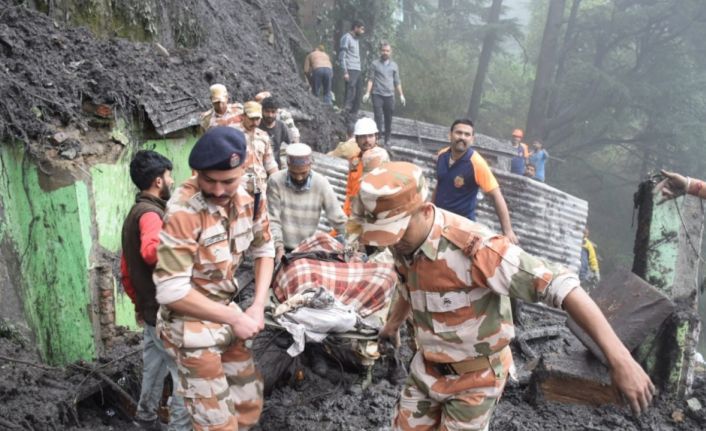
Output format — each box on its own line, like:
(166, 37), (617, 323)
(311, 115), (587, 271)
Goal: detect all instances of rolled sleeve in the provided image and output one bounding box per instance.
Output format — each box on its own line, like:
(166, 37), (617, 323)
(153, 210), (200, 304)
(472, 236), (579, 309)
(250, 193), (276, 258)
(155, 276), (192, 304)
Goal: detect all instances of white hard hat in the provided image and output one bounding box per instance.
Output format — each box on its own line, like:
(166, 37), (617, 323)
(353, 117), (379, 136)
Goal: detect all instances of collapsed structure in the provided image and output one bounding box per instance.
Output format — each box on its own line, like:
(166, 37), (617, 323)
(0, 1), (704, 430)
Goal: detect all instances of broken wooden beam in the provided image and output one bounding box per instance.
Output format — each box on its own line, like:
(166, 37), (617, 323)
(529, 349), (622, 407)
(567, 268), (675, 365)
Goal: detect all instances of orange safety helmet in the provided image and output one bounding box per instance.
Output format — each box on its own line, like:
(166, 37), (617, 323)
(512, 128), (524, 138)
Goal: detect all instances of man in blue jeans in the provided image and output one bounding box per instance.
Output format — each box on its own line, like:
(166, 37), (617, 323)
(120, 150), (190, 431)
(363, 41), (405, 146)
(304, 45), (333, 105)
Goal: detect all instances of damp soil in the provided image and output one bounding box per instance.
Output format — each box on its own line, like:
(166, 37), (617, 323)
(0, 0), (345, 168)
(2, 302), (704, 430)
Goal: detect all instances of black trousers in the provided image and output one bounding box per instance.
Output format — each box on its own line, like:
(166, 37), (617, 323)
(343, 69), (362, 114)
(372, 94), (395, 144)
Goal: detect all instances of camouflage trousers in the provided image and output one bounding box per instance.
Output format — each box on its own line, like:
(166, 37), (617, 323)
(162, 336), (263, 431)
(392, 346), (513, 431)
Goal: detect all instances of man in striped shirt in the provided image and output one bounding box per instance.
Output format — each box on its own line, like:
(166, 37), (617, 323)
(267, 143), (347, 264)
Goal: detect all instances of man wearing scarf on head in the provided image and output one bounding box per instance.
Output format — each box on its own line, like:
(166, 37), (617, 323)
(266, 143), (347, 265)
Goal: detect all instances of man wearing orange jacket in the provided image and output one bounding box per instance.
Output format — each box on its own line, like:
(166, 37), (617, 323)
(343, 117), (390, 216)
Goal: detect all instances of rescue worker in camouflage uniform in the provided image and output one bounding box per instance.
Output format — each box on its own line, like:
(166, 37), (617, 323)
(350, 162), (655, 430)
(239, 101), (279, 215)
(154, 126), (275, 430)
(199, 84), (243, 131)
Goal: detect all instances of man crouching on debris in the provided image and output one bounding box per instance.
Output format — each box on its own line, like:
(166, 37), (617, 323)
(154, 126), (275, 430)
(350, 162), (655, 431)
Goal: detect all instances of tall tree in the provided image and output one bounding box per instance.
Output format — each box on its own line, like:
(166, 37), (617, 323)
(467, 0), (504, 120)
(525, 0), (565, 139)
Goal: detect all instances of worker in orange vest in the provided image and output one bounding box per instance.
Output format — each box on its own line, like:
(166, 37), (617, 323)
(343, 117), (390, 215)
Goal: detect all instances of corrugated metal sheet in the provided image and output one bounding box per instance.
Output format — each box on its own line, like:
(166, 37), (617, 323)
(312, 114), (587, 271)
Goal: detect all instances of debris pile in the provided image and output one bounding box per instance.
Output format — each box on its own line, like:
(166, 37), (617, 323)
(0, 0), (343, 165)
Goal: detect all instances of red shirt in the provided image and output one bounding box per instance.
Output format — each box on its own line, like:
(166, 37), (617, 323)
(120, 212), (163, 305)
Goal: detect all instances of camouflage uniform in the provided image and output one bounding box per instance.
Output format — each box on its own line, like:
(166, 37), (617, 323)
(277, 108), (300, 143)
(240, 127), (278, 196)
(154, 178), (275, 430)
(200, 103), (244, 131)
(353, 162), (580, 430)
(361, 146), (390, 174)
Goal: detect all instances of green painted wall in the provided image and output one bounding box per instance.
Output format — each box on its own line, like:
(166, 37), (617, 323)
(0, 127), (198, 363)
(91, 134), (198, 329)
(0, 145), (95, 365)
(644, 200), (680, 291)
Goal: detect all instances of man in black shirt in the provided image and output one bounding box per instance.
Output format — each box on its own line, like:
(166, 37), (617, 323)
(259, 96), (291, 168)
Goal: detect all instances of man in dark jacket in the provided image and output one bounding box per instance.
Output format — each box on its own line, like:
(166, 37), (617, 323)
(120, 150), (190, 430)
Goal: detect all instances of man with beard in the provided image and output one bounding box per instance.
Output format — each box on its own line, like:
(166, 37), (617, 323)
(267, 143), (346, 264)
(199, 84), (243, 131)
(258, 96), (291, 168)
(343, 117), (390, 217)
(432, 119), (518, 244)
(339, 20), (365, 114)
(353, 162), (654, 430)
(154, 127), (275, 430)
(254, 91), (300, 143)
(363, 41), (405, 146)
(119, 150), (190, 430)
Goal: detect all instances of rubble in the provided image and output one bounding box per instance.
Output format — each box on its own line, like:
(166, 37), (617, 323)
(0, 0), (345, 167)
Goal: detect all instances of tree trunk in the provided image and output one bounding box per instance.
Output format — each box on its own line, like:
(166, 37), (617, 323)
(547, 0), (581, 121)
(403, 0), (416, 29)
(467, 0), (504, 120)
(525, 0), (565, 140)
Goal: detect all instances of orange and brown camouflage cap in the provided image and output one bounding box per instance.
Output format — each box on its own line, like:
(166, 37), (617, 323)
(357, 161), (428, 247)
(361, 146), (390, 174)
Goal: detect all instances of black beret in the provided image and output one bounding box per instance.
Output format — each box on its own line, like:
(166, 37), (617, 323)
(189, 126), (248, 171)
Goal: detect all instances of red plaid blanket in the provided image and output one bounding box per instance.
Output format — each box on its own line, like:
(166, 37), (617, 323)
(272, 233), (397, 317)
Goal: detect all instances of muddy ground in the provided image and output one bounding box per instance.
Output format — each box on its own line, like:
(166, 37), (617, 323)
(1, 301), (704, 430)
(0, 0), (345, 168)
(0, 1), (705, 430)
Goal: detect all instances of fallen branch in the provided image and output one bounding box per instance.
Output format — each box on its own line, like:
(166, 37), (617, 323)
(0, 354), (61, 371)
(69, 364), (137, 409)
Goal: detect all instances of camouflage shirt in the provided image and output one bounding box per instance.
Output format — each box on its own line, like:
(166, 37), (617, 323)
(277, 108), (300, 143)
(238, 126), (279, 193)
(154, 177), (275, 309)
(199, 103), (244, 131)
(394, 206), (579, 363)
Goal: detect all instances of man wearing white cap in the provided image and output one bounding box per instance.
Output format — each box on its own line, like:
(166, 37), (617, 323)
(266, 143), (347, 264)
(199, 84), (243, 131)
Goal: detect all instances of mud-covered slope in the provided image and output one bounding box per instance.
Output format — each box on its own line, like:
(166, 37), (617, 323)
(0, 0), (342, 160)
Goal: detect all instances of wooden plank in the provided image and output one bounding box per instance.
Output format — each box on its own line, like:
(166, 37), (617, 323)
(529, 350), (622, 407)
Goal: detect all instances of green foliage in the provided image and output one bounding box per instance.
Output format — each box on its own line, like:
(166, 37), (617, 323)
(395, 0), (526, 125)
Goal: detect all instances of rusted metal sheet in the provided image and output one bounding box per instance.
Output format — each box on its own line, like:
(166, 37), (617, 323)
(313, 114), (588, 270)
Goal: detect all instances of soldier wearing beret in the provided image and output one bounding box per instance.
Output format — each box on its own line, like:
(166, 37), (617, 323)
(351, 162), (655, 430)
(154, 126), (275, 430)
